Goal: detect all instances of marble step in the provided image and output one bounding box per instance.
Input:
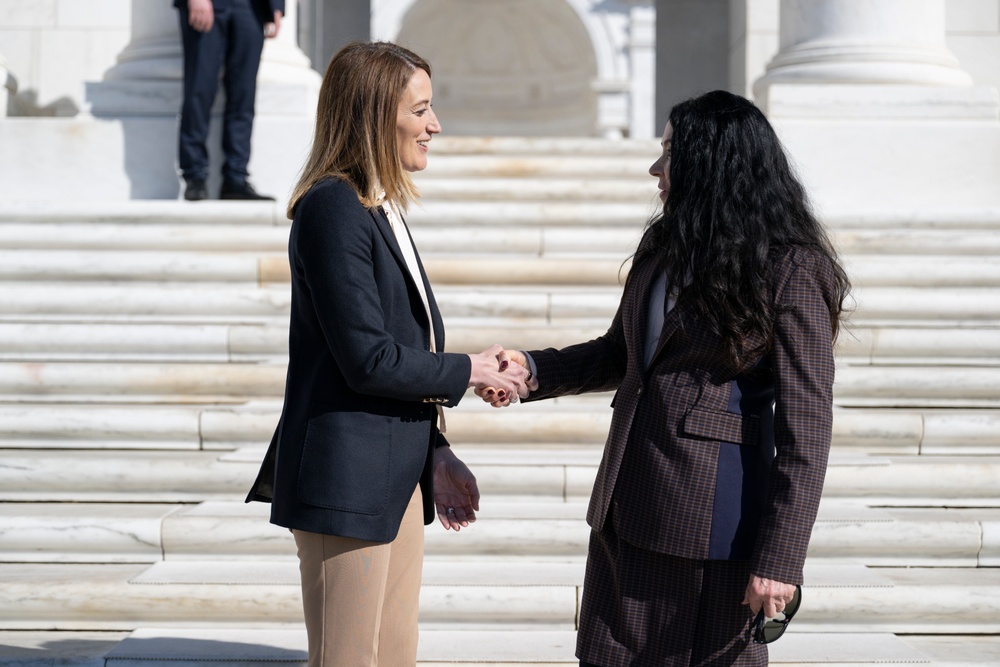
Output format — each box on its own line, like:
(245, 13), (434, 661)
(0, 401), (997, 455)
(3, 500), (995, 567)
(1, 560), (998, 633)
(0, 200), (654, 229)
(2, 283), (998, 324)
(3, 199), (1000, 232)
(2, 250), (999, 288)
(0, 360), (996, 406)
(0, 250), (637, 286)
(421, 136), (662, 157)
(6, 221), (1000, 262)
(0, 284), (292, 322)
(1, 629), (971, 667)
(0, 322), (996, 367)
(1, 448), (998, 506)
(417, 178), (661, 203)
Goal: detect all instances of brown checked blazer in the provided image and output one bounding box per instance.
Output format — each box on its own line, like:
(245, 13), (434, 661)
(526, 244), (837, 585)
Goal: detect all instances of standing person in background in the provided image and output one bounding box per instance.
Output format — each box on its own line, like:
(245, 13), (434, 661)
(174, 0), (282, 201)
(482, 90), (851, 666)
(246, 42), (529, 667)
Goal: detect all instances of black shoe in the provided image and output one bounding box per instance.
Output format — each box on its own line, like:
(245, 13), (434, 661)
(220, 179), (275, 201)
(184, 179), (208, 201)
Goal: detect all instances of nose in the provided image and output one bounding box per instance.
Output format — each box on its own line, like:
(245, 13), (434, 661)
(428, 108), (442, 135)
(649, 157), (662, 178)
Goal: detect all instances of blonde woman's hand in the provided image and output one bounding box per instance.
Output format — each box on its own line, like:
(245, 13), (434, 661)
(433, 446), (480, 530)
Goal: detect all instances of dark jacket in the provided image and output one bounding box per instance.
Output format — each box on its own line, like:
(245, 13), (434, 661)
(247, 178), (470, 542)
(526, 244), (837, 585)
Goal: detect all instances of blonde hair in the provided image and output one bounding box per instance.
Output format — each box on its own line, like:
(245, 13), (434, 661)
(287, 42), (431, 218)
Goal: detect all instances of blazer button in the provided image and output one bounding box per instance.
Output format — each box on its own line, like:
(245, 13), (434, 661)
(637, 387), (644, 396)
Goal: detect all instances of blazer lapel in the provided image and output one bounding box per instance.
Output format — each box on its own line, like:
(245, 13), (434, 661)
(372, 207), (408, 270)
(648, 301), (686, 369)
(625, 256), (689, 373)
(624, 258), (659, 371)
(415, 251), (446, 349)
(371, 207), (441, 343)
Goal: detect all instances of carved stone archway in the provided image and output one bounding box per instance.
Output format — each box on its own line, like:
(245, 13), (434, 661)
(396, 0), (599, 136)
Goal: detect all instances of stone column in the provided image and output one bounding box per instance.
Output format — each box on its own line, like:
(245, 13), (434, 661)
(300, 0), (372, 71)
(627, 1), (656, 138)
(753, 0), (998, 118)
(257, 0), (323, 113)
(0, 51), (13, 117)
(85, 2), (182, 116)
(102, 2), (182, 84)
(749, 0), (1000, 213)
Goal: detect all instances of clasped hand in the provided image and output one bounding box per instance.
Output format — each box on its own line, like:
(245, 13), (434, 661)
(472, 347), (535, 408)
(468, 344), (531, 406)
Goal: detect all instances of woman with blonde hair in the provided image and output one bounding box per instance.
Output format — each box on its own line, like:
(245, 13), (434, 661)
(247, 41), (528, 666)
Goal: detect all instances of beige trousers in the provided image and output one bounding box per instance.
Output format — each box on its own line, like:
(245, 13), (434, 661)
(293, 485), (424, 667)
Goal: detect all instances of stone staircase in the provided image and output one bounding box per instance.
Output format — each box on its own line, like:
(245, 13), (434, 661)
(0, 137), (998, 666)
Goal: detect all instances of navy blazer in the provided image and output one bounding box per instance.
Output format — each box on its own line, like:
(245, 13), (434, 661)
(173, 0), (285, 27)
(247, 179), (471, 542)
(526, 244), (837, 585)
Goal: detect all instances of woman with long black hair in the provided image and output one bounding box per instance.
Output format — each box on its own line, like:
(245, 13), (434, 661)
(487, 90), (851, 666)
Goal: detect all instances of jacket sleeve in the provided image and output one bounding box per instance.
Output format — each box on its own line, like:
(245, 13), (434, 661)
(293, 182), (470, 406)
(525, 297), (628, 401)
(750, 252), (837, 584)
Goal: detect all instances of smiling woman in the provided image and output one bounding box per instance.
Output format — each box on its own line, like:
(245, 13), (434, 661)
(395, 68), (440, 173)
(247, 41), (528, 667)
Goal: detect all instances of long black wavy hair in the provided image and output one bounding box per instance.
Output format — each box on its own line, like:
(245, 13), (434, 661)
(637, 90), (850, 367)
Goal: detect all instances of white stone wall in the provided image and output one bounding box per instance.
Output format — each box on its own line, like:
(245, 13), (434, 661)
(0, 0), (131, 116)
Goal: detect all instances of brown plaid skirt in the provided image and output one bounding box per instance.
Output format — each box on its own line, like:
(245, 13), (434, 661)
(577, 520), (767, 667)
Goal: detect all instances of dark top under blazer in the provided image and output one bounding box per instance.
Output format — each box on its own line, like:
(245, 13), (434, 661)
(526, 243), (837, 585)
(173, 0), (285, 27)
(247, 178), (471, 542)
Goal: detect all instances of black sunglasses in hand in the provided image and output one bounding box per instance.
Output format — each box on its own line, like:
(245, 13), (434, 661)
(751, 585), (802, 644)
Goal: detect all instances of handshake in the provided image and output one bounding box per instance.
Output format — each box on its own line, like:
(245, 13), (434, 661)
(468, 344), (538, 408)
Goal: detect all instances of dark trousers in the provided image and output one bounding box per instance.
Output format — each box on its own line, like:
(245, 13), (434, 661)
(177, 0), (264, 183)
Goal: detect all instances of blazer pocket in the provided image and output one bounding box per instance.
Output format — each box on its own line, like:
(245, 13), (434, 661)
(297, 410), (391, 515)
(681, 408), (760, 448)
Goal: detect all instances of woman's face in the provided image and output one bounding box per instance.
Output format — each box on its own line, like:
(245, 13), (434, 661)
(396, 68), (441, 173)
(649, 122), (672, 203)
